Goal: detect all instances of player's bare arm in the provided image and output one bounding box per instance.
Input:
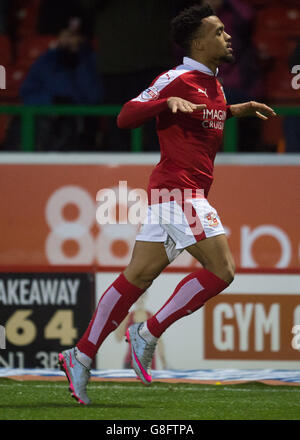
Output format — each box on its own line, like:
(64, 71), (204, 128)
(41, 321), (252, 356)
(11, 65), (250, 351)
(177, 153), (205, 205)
(229, 101), (277, 120)
(167, 97), (207, 113)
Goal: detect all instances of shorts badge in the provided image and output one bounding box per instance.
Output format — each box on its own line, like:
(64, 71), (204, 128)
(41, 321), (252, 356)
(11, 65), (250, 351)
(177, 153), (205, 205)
(206, 212), (219, 227)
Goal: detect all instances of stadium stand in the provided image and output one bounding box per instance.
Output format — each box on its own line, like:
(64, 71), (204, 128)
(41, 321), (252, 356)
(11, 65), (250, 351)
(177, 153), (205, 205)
(253, 1), (300, 102)
(15, 34), (57, 68)
(0, 0), (299, 151)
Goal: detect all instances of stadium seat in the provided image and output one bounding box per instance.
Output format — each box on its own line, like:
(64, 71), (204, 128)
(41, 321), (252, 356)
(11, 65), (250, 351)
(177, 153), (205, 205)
(16, 35), (57, 68)
(264, 61), (300, 103)
(0, 35), (13, 66)
(245, 0), (273, 8)
(3, 35), (57, 99)
(2, 65), (28, 99)
(253, 30), (283, 60)
(13, 0), (42, 36)
(254, 29), (298, 63)
(255, 4), (300, 37)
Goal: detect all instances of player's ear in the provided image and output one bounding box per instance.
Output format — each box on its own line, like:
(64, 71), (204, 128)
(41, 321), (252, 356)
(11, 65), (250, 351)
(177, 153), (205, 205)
(192, 37), (205, 52)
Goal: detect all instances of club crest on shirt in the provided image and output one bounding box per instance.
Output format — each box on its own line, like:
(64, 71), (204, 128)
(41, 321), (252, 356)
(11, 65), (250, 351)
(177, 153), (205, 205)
(140, 86), (160, 101)
(206, 212), (219, 227)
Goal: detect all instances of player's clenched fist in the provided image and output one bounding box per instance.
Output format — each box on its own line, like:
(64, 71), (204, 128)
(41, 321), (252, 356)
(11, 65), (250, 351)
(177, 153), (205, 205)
(167, 97), (207, 114)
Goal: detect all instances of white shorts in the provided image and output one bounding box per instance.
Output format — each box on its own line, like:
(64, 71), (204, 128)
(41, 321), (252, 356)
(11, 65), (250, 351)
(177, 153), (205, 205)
(136, 198), (225, 263)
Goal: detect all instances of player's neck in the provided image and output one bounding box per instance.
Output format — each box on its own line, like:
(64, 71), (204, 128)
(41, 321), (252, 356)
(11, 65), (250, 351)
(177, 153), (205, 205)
(189, 53), (219, 76)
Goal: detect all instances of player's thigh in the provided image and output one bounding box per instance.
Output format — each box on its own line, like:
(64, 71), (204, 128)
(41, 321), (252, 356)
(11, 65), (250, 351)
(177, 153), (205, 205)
(124, 240), (170, 289)
(186, 234), (235, 284)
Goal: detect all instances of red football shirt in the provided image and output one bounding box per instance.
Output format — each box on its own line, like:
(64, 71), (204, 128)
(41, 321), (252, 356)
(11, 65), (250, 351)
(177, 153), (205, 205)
(117, 57), (232, 201)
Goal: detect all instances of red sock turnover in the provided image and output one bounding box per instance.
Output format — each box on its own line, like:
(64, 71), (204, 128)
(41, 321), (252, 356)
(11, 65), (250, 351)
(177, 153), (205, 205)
(147, 268), (228, 338)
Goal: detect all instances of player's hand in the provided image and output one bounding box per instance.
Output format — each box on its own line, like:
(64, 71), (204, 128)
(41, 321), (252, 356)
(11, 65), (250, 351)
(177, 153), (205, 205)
(167, 97), (207, 114)
(230, 101), (277, 120)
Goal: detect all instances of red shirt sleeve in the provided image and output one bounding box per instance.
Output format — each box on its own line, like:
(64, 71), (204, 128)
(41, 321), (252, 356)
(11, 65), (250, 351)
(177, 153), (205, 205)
(117, 97), (169, 129)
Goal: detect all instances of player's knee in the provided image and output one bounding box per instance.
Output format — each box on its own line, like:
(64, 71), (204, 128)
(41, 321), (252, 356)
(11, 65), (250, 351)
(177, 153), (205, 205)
(215, 266), (234, 285)
(134, 272), (155, 290)
(205, 258), (235, 285)
(124, 266), (159, 290)
(221, 257), (235, 284)
(224, 262), (235, 285)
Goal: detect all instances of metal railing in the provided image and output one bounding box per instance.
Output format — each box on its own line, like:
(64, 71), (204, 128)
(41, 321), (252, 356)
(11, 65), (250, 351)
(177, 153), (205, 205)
(0, 104), (299, 152)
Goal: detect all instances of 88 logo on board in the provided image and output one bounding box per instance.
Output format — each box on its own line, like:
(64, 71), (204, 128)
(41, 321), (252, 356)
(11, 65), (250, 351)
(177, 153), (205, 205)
(45, 184), (146, 266)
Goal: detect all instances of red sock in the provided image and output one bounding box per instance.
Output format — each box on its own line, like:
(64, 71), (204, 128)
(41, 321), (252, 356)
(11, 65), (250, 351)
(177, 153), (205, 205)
(77, 273), (144, 359)
(147, 269), (228, 338)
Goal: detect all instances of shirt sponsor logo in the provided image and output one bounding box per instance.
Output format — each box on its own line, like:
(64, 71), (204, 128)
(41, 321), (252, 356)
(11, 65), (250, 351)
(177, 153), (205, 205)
(202, 109), (226, 130)
(140, 86), (160, 101)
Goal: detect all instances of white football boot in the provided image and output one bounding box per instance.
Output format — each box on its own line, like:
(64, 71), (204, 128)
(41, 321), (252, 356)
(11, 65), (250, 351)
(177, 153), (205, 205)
(58, 347), (91, 405)
(126, 323), (157, 386)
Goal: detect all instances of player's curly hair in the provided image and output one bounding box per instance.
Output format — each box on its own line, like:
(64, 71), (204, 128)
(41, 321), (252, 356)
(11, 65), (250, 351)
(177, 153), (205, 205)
(170, 4), (215, 54)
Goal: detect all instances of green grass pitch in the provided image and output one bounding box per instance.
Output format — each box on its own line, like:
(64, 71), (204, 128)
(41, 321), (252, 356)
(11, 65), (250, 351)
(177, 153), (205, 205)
(0, 378), (300, 420)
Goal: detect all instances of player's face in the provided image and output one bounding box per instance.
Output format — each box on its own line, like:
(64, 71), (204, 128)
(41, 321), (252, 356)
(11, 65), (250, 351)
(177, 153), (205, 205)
(195, 15), (234, 64)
